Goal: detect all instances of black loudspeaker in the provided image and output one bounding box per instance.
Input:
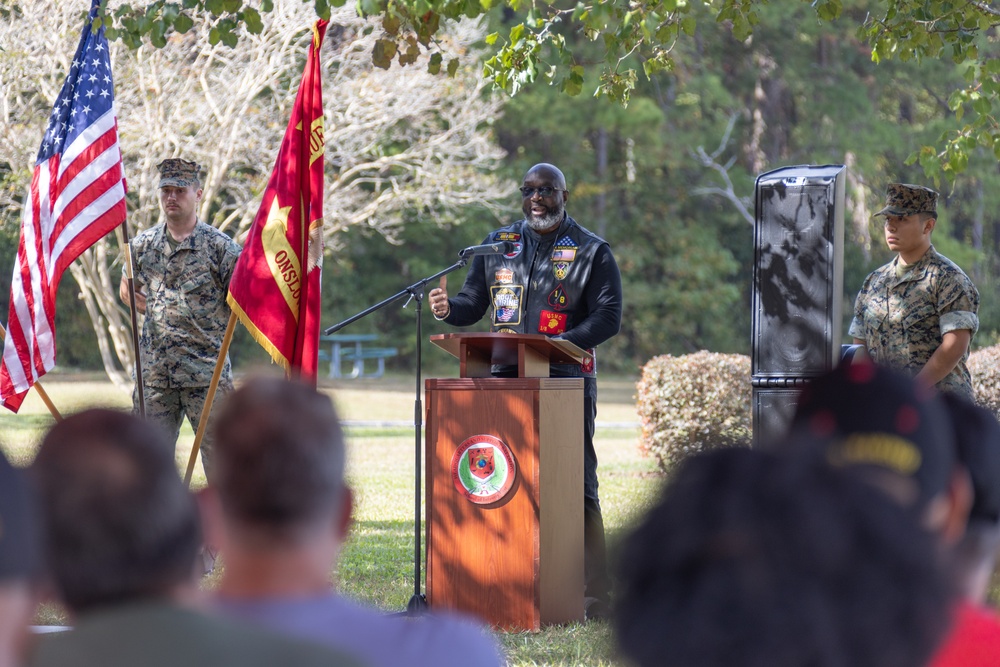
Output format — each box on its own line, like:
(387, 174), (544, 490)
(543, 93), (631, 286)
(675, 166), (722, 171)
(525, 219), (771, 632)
(752, 387), (801, 449)
(751, 165), (846, 445)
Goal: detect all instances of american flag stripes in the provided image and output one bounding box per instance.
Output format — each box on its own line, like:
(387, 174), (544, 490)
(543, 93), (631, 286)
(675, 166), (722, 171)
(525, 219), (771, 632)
(0, 0), (127, 412)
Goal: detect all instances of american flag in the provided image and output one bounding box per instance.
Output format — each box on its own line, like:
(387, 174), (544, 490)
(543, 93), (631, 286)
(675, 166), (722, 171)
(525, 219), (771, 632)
(0, 0), (127, 412)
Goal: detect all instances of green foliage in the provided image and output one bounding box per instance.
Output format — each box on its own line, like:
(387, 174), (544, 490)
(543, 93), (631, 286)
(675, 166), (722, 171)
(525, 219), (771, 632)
(95, 0), (1000, 178)
(12, 0), (1000, 373)
(636, 351), (751, 472)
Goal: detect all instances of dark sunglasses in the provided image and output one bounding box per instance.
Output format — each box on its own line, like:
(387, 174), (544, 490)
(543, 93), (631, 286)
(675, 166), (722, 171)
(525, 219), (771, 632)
(520, 186), (564, 198)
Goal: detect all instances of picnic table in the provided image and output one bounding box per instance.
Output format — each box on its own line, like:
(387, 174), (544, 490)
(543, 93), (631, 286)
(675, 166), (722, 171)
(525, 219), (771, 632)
(319, 334), (398, 379)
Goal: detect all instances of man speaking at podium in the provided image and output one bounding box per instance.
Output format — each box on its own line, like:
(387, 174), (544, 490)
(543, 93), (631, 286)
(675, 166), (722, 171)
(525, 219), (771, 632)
(428, 163), (623, 620)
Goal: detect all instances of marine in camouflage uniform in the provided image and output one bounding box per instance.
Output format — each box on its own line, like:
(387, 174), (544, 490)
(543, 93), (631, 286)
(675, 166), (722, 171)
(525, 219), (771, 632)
(122, 159), (241, 476)
(849, 183), (979, 398)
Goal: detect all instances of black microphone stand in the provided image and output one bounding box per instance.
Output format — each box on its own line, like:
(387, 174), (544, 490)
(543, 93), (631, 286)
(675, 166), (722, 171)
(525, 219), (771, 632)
(323, 254), (472, 615)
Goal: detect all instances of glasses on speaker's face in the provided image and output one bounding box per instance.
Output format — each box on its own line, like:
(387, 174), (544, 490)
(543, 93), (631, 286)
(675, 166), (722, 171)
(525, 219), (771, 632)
(520, 186), (563, 198)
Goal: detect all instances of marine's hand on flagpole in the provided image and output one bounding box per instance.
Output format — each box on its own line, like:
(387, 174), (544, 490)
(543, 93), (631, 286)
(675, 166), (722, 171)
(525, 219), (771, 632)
(429, 276), (449, 320)
(120, 275), (147, 314)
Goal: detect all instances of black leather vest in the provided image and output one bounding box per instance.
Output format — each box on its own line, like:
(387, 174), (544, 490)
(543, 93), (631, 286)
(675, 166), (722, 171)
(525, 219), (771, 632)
(480, 216), (606, 376)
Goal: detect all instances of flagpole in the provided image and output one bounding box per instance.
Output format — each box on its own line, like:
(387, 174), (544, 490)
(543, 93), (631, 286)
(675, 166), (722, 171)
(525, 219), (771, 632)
(116, 225), (146, 417)
(0, 324), (61, 421)
(183, 311), (237, 486)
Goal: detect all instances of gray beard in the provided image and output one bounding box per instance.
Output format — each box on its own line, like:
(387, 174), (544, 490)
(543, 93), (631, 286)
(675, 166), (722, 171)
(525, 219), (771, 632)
(526, 208), (564, 232)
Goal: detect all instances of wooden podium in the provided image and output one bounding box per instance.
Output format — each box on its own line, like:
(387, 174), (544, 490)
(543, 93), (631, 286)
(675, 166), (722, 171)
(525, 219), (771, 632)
(425, 333), (588, 631)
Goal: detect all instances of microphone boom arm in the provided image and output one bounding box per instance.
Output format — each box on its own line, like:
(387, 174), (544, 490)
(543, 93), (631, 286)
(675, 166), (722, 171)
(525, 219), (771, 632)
(323, 256), (469, 335)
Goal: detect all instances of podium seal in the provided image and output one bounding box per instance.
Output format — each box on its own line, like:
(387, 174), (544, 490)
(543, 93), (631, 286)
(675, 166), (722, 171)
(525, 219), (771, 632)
(451, 434), (516, 504)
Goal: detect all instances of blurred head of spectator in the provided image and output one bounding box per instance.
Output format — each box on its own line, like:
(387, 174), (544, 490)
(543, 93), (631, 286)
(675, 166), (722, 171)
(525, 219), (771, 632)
(206, 375), (351, 565)
(614, 446), (953, 667)
(31, 409), (200, 613)
(940, 392), (1000, 603)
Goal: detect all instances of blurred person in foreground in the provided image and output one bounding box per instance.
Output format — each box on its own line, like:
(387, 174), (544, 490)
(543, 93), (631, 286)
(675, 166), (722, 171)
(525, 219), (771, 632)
(27, 409), (361, 667)
(788, 362), (1000, 666)
(202, 376), (504, 667)
(0, 449), (43, 667)
(614, 446), (952, 667)
(926, 393), (1000, 665)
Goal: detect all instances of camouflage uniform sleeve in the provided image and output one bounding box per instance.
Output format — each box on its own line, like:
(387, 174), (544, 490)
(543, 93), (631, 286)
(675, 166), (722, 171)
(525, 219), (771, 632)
(847, 276), (871, 341)
(218, 237), (242, 292)
(938, 272), (979, 335)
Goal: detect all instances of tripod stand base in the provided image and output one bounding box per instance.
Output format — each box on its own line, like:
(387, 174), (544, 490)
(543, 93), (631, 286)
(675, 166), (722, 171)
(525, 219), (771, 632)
(407, 593), (428, 616)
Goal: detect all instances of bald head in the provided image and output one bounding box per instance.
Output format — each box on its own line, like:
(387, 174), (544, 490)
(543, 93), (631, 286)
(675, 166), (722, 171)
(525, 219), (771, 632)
(524, 163), (567, 191)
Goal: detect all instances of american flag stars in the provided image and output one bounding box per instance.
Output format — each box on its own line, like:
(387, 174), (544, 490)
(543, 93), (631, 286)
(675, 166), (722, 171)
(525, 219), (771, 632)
(39, 17), (114, 161)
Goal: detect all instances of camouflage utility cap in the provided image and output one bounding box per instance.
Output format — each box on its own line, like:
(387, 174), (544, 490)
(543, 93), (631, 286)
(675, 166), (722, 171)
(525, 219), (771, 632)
(157, 158), (201, 188)
(875, 183), (938, 218)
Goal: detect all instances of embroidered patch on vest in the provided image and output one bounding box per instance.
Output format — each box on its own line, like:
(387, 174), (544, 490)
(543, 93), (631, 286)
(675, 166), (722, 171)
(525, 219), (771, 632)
(491, 285), (523, 325)
(547, 284), (569, 311)
(552, 235), (578, 266)
(496, 232), (521, 242)
(504, 242), (523, 259)
(495, 268), (514, 284)
(551, 247), (576, 262)
(538, 310), (567, 334)
(553, 261), (570, 280)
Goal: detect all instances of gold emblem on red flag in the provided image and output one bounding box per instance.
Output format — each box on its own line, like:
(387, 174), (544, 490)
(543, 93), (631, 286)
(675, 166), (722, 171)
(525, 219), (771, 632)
(261, 194), (302, 316)
(309, 116), (324, 166)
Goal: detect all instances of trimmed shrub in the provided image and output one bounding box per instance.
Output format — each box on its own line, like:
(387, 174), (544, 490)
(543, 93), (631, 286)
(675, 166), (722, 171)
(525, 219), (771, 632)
(637, 351), (752, 472)
(970, 345), (1000, 418)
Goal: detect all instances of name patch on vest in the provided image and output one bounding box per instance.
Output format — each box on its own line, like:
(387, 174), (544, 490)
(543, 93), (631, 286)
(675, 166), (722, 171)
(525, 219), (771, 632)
(491, 285), (523, 325)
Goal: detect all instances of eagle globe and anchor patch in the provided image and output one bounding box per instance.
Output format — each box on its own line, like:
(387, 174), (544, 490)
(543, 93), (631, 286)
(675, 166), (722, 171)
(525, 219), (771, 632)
(451, 435), (517, 504)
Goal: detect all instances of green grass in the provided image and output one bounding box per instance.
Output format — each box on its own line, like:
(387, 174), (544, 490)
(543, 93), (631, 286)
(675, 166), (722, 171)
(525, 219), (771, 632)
(1, 371), (660, 665)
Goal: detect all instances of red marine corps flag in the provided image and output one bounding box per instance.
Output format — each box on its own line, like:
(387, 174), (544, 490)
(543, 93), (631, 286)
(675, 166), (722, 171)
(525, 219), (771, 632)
(227, 20), (327, 384)
(0, 0), (127, 411)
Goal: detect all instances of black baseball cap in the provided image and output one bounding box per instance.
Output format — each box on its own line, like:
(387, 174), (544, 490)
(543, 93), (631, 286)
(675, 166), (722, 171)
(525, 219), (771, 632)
(788, 363), (956, 508)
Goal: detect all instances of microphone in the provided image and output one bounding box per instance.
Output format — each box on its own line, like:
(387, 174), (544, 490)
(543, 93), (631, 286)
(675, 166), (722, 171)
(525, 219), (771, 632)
(458, 241), (515, 258)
